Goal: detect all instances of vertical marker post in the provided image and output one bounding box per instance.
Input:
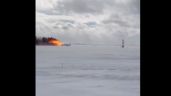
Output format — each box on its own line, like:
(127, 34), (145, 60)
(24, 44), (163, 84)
(122, 39), (124, 48)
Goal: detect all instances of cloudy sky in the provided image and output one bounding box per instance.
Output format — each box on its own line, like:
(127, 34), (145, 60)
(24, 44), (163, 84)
(36, 0), (140, 44)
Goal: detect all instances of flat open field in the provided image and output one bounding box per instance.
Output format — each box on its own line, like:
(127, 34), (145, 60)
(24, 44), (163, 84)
(36, 44), (140, 96)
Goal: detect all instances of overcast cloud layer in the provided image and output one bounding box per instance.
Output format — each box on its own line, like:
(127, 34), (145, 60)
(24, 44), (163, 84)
(36, 0), (140, 44)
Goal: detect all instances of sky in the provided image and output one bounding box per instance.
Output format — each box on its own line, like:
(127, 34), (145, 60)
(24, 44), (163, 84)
(36, 0), (140, 44)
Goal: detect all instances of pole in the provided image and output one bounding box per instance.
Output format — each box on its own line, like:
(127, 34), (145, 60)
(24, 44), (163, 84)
(122, 39), (124, 48)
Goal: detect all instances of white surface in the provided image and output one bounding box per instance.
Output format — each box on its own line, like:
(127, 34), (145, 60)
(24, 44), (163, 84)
(36, 44), (140, 96)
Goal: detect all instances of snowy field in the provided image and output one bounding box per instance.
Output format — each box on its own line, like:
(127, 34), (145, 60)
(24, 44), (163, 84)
(36, 44), (140, 96)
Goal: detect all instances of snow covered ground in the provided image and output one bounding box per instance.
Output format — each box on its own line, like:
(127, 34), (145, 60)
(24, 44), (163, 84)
(36, 44), (140, 96)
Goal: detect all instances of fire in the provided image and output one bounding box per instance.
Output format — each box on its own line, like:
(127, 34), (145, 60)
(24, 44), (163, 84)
(48, 38), (63, 46)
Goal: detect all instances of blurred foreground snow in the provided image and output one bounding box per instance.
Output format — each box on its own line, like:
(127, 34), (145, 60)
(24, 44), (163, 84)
(36, 44), (140, 96)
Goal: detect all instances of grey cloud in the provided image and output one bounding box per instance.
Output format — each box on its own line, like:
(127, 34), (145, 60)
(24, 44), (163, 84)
(54, 0), (107, 14)
(53, 19), (76, 29)
(37, 0), (140, 16)
(36, 0), (140, 44)
(37, 10), (62, 15)
(102, 10), (140, 29)
(102, 14), (130, 27)
(36, 22), (53, 36)
(58, 19), (75, 24)
(103, 18), (131, 28)
(129, 0), (140, 14)
(84, 21), (97, 27)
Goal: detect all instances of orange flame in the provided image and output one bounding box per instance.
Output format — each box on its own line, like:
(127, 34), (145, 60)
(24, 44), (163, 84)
(48, 38), (63, 46)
